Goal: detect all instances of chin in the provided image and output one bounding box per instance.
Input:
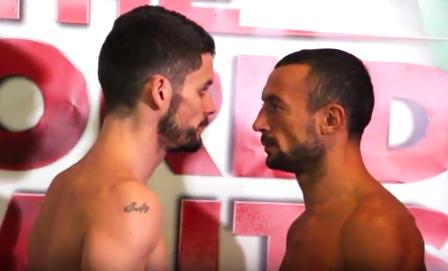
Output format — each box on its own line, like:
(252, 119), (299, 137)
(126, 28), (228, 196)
(266, 163), (296, 173)
(168, 138), (203, 153)
(266, 155), (296, 173)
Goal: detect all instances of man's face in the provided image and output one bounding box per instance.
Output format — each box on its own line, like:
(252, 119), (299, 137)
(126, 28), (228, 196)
(158, 53), (216, 152)
(252, 64), (325, 174)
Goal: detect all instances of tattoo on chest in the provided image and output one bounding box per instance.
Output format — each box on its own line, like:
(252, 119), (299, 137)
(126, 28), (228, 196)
(123, 202), (150, 213)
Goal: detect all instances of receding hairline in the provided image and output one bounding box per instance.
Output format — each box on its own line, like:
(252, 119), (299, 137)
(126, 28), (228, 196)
(270, 63), (318, 95)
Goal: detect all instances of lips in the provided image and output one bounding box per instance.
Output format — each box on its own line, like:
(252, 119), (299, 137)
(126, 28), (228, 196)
(263, 145), (271, 154)
(260, 134), (276, 147)
(199, 117), (209, 128)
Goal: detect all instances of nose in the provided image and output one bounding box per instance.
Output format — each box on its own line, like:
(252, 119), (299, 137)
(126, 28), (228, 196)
(252, 108), (269, 133)
(203, 92), (216, 116)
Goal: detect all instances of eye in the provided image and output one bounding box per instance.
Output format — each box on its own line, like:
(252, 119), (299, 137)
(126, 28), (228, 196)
(266, 102), (281, 112)
(198, 86), (210, 97)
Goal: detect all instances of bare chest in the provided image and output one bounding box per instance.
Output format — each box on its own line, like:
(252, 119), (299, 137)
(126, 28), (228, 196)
(280, 215), (346, 271)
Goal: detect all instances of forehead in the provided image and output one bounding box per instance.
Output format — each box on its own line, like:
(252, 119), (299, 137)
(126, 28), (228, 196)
(262, 64), (313, 100)
(184, 53), (214, 83)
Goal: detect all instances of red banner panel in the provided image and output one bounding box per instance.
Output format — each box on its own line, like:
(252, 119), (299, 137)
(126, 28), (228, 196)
(0, 193), (44, 271)
(178, 199), (221, 271)
(0, 39), (89, 170)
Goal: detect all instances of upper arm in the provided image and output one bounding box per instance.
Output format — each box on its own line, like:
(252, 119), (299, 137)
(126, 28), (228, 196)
(147, 235), (167, 271)
(342, 211), (405, 271)
(81, 182), (163, 271)
(81, 230), (148, 271)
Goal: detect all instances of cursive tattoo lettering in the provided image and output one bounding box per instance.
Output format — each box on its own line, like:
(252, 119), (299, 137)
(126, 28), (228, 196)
(123, 202), (149, 213)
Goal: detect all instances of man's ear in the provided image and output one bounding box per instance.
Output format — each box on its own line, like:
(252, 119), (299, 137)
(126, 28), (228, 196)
(318, 103), (346, 135)
(141, 74), (173, 112)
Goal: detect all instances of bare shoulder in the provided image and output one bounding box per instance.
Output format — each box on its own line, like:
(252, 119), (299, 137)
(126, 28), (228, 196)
(87, 179), (162, 250)
(344, 192), (419, 234)
(43, 163), (83, 198)
(110, 179), (161, 212)
(341, 193), (425, 270)
(81, 180), (163, 270)
(106, 179), (162, 232)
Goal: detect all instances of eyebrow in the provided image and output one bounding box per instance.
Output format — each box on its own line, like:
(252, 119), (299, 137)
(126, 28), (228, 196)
(262, 94), (286, 106)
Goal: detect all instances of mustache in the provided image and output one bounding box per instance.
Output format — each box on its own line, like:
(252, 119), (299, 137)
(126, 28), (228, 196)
(261, 134), (277, 147)
(199, 117), (210, 128)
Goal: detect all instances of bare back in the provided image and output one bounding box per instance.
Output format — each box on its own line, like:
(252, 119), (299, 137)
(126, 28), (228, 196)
(27, 163), (166, 271)
(280, 183), (426, 271)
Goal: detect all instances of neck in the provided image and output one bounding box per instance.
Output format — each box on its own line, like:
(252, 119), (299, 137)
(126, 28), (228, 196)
(84, 107), (166, 183)
(296, 139), (374, 211)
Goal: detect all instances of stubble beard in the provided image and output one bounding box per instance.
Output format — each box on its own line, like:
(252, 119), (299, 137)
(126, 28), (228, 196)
(263, 122), (325, 175)
(158, 93), (206, 153)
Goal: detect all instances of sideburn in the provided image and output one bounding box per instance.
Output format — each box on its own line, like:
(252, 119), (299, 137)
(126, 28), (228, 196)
(157, 92), (183, 145)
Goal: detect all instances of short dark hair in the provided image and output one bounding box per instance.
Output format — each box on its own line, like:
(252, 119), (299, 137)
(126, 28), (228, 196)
(98, 5), (215, 115)
(276, 48), (374, 139)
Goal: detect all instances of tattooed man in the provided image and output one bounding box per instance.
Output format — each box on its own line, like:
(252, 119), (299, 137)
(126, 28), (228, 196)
(27, 6), (216, 271)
